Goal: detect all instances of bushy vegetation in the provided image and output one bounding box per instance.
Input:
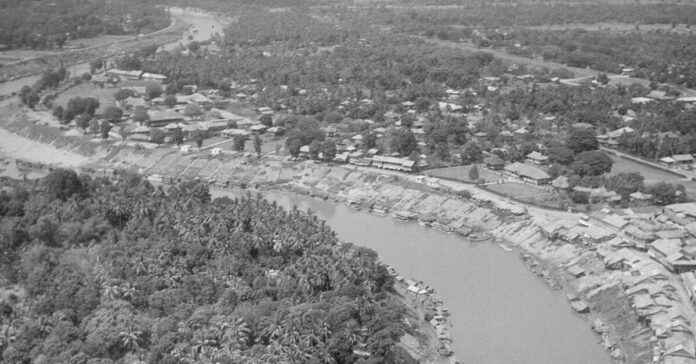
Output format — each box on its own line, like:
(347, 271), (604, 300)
(0, 171), (410, 363)
(0, 0), (169, 49)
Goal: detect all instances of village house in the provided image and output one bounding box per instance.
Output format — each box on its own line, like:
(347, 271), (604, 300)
(583, 226), (616, 245)
(438, 102), (464, 113)
(106, 69), (144, 81)
(322, 126), (338, 137)
(525, 151), (549, 165)
(91, 73), (120, 88)
(147, 110), (184, 127)
(602, 248), (643, 271)
(220, 128), (251, 138)
(178, 93), (212, 106)
(141, 72), (167, 81)
(624, 225), (656, 250)
(372, 155), (415, 173)
(664, 202), (696, 226)
(660, 154), (695, 167)
(483, 155), (505, 170)
(350, 157), (372, 167)
(648, 90), (676, 102)
(504, 162), (551, 185)
(591, 213), (629, 232)
(249, 124), (268, 134)
(597, 127), (635, 147)
(630, 192), (654, 204)
(266, 126), (285, 139)
(333, 152), (349, 164)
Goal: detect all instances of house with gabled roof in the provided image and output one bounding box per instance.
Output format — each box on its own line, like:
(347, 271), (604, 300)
(526, 151), (549, 165)
(504, 162), (551, 185)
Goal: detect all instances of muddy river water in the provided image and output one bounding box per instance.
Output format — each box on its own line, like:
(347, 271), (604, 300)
(212, 188), (612, 364)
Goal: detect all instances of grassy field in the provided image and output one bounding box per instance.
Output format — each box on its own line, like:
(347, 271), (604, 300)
(485, 182), (565, 209)
(608, 155), (684, 184)
(53, 84), (119, 115)
(426, 164), (503, 183)
(486, 182), (551, 197)
(608, 155), (696, 197)
(64, 35), (134, 49)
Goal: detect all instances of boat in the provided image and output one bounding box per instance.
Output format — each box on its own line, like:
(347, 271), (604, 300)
(497, 243), (513, 252)
(469, 232), (490, 242)
(570, 300), (590, 313)
(371, 204), (389, 214)
(345, 199), (362, 210)
(456, 226), (472, 236)
(565, 292), (579, 301)
(418, 214), (436, 227)
(546, 278), (562, 290)
(432, 221), (453, 233)
(393, 210), (416, 221)
(592, 318), (608, 334)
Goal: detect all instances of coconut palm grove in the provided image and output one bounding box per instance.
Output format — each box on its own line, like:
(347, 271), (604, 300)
(0, 169), (411, 363)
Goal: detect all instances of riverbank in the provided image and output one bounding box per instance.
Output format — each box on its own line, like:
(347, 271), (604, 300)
(187, 156), (656, 363)
(90, 144), (667, 362)
(0, 112), (680, 362)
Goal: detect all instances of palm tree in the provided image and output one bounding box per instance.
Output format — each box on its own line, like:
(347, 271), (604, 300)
(119, 327), (142, 354)
(121, 282), (136, 301)
(102, 282), (120, 300)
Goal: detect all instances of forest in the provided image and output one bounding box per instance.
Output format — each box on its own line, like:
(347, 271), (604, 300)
(0, 170), (412, 363)
(345, 4), (696, 87)
(0, 0), (169, 49)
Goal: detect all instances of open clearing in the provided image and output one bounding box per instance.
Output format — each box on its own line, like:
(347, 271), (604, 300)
(485, 182), (564, 209)
(63, 35), (134, 49)
(426, 164), (503, 183)
(608, 154), (696, 196)
(53, 83), (119, 114)
(486, 182), (552, 197)
(608, 155), (684, 184)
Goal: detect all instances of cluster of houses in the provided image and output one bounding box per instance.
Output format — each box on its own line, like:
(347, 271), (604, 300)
(86, 70), (284, 145)
(540, 201), (696, 363)
(386, 266), (455, 359)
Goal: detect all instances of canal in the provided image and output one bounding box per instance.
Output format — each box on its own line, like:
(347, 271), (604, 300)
(211, 188), (612, 364)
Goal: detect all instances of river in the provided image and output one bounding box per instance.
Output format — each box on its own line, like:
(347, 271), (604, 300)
(211, 188), (612, 364)
(0, 8), (226, 97)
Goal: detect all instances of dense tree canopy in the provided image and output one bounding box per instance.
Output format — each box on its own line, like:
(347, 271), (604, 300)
(0, 0), (169, 49)
(0, 171), (413, 363)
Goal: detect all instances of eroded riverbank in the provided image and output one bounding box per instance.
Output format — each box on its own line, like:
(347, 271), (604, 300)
(208, 183), (614, 364)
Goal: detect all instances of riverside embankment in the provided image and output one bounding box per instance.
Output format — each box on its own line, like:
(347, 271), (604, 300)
(209, 184), (613, 364)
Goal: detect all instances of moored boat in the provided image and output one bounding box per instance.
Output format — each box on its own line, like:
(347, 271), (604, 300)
(469, 232), (490, 242)
(456, 226), (472, 236)
(394, 210), (417, 221)
(571, 300), (590, 313)
(432, 221), (453, 233)
(418, 214), (436, 227)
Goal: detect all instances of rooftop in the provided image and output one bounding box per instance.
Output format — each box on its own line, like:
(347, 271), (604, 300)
(504, 162), (550, 181)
